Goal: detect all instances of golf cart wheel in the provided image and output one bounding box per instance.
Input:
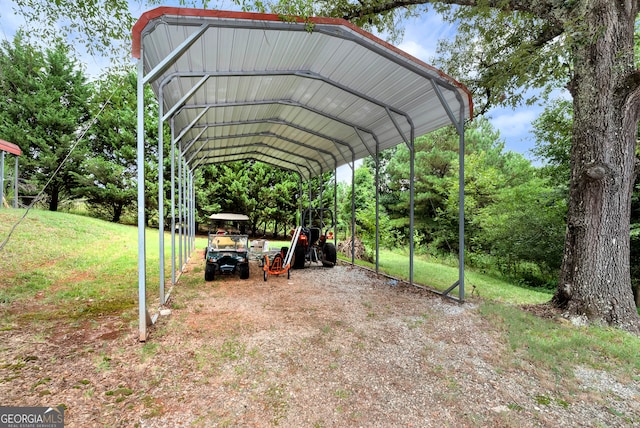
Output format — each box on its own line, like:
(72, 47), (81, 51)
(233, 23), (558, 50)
(239, 263), (250, 279)
(205, 263), (215, 281)
(321, 242), (337, 267)
(263, 270), (268, 282)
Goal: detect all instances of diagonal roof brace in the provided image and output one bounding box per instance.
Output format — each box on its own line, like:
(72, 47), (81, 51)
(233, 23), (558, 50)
(431, 79), (466, 136)
(141, 23), (208, 85)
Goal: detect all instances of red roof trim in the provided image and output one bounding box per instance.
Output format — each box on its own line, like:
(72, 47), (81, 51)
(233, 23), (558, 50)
(131, 7), (473, 119)
(0, 139), (21, 156)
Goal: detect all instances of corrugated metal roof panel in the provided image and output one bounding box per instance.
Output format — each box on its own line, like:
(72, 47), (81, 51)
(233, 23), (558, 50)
(132, 7), (473, 179)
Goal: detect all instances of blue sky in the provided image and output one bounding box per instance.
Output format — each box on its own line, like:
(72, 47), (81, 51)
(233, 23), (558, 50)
(0, 1), (548, 171)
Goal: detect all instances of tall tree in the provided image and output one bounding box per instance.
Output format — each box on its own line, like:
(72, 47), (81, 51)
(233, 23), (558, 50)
(533, 97), (640, 305)
(73, 71), (152, 222)
(0, 33), (90, 211)
(0, 32), (42, 205)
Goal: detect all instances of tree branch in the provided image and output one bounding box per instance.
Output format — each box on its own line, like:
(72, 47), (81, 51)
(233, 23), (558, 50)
(338, 0), (557, 21)
(338, 0), (426, 20)
(530, 22), (565, 48)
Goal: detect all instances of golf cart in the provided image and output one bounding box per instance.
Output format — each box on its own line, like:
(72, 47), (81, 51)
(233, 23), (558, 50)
(204, 213), (250, 281)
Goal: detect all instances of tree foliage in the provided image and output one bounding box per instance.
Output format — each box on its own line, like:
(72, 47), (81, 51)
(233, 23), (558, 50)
(0, 33), (90, 211)
(368, 117), (566, 285)
(531, 98), (572, 187)
(73, 71), (160, 222)
(11, 0), (135, 60)
(195, 161), (302, 236)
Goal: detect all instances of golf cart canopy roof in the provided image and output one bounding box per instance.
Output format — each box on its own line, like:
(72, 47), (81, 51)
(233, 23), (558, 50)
(131, 7), (472, 179)
(208, 213), (250, 221)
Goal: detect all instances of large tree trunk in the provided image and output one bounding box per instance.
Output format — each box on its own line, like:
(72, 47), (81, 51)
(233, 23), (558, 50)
(553, 1), (640, 332)
(49, 183), (59, 212)
(112, 203), (123, 223)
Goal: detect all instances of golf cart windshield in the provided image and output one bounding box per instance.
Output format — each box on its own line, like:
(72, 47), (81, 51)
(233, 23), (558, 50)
(209, 234), (249, 251)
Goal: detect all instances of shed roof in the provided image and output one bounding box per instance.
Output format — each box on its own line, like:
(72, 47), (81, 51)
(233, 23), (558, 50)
(132, 7), (472, 179)
(0, 140), (21, 156)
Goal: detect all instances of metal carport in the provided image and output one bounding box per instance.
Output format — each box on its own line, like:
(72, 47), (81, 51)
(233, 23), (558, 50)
(132, 7), (473, 341)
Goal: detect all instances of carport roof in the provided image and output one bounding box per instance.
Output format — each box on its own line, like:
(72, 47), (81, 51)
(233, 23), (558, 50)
(132, 7), (473, 179)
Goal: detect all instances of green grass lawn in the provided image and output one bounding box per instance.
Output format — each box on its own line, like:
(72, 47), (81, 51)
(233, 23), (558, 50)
(337, 248), (553, 305)
(1, 209), (184, 322)
(1, 208), (639, 380)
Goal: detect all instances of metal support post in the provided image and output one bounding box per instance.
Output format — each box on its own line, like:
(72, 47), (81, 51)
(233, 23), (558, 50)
(13, 156), (18, 208)
(351, 155), (355, 265)
(136, 56), (148, 341)
(158, 99), (165, 305)
(170, 120), (176, 285)
(375, 151), (380, 274)
(1, 151), (4, 209)
(409, 129), (415, 286)
(178, 146), (183, 271)
(457, 111), (465, 301)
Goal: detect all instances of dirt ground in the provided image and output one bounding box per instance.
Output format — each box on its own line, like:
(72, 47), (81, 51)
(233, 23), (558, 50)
(1, 253), (639, 427)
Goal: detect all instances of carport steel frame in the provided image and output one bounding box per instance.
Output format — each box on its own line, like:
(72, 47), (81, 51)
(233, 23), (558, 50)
(133, 8), (471, 341)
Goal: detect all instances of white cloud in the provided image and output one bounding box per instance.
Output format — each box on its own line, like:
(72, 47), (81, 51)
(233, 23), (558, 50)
(397, 40), (434, 63)
(487, 108), (542, 155)
(490, 109), (539, 139)
(399, 14), (457, 62)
